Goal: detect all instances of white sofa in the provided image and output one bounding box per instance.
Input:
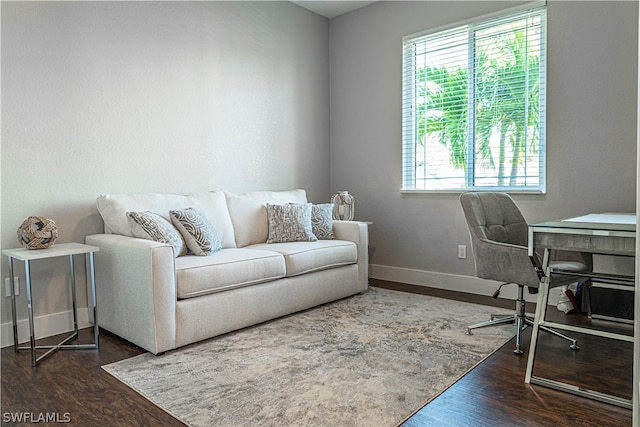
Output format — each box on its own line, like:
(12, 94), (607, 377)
(86, 189), (368, 354)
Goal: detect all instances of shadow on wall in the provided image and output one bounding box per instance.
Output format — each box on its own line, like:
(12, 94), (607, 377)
(73, 213), (106, 242)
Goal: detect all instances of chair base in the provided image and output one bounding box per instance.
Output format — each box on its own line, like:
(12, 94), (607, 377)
(465, 284), (580, 355)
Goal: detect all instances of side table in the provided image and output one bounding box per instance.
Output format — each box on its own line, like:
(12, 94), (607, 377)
(2, 242), (100, 366)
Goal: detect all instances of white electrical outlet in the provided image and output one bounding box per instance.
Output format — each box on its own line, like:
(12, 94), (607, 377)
(5, 277), (20, 297)
(457, 245), (467, 259)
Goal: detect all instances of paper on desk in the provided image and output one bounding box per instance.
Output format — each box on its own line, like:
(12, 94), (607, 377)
(562, 213), (636, 225)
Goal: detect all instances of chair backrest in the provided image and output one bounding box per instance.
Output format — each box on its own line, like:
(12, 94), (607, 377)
(460, 192), (592, 287)
(460, 191), (541, 286)
(460, 192), (528, 247)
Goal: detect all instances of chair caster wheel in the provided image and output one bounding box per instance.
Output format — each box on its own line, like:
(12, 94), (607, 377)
(465, 329), (473, 336)
(570, 343), (579, 351)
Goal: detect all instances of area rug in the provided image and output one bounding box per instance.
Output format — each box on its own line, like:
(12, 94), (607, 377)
(103, 287), (514, 427)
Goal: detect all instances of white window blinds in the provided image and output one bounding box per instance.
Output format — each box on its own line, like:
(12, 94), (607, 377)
(402, 4), (546, 192)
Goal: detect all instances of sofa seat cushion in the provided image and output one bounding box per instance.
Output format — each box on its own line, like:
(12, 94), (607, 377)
(175, 248), (286, 299)
(249, 240), (357, 277)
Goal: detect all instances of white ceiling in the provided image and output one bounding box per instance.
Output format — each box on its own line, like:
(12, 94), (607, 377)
(290, 1), (377, 18)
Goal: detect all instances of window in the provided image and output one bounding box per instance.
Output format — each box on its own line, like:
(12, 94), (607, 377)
(402, 4), (546, 192)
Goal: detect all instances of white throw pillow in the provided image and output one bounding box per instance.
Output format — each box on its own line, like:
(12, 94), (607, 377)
(97, 191), (236, 248)
(100, 193), (191, 236)
(266, 203), (317, 244)
(225, 189), (308, 247)
(127, 211), (187, 257)
(170, 208), (222, 256)
(182, 191), (236, 249)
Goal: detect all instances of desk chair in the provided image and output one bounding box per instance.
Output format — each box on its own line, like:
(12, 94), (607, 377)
(460, 192), (592, 354)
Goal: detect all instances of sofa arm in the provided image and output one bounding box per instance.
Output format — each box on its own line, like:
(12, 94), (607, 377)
(85, 234), (176, 354)
(333, 221), (369, 291)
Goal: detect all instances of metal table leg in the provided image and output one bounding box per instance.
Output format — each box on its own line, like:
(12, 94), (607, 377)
(7, 256), (19, 352)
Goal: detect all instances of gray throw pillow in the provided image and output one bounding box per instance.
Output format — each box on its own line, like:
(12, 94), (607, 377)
(266, 203), (318, 243)
(311, 204), (335, 240)
(170, 208), (222, 256)
(127, 211), (187, 257)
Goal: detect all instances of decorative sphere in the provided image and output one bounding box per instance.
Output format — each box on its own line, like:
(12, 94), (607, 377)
(17, 216), (58, 249)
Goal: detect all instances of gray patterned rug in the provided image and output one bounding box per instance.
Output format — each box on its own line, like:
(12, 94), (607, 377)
(103, 287), (513, 427)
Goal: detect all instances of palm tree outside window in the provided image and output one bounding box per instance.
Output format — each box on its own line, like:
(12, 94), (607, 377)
(402, 4), (546, 192)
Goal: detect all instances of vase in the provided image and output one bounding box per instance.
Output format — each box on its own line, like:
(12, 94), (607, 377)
(331, 191), (355, 221)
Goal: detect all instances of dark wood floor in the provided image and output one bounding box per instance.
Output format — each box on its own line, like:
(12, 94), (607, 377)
(377, 280), (634, 427)
(1, 279), (633, 426)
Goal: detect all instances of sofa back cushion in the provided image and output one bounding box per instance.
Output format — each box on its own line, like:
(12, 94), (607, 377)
(224, 189), (307, 247)
(97, 190), (236, 248)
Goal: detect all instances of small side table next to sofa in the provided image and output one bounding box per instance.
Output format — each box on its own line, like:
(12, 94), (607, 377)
(2, 242), (100, 366)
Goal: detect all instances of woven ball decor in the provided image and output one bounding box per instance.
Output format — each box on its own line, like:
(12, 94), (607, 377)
(17, 216), (58, 249)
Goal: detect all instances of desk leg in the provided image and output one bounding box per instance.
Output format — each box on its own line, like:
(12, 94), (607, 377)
(525, 249), (551, 383)
(525, 278), (549, 382)
(7, 257), (19, 352)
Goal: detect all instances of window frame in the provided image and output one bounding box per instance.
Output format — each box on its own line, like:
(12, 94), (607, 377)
(401, 2), (547, 194)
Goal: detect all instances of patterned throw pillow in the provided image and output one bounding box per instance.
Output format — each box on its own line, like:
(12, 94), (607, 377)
(311, 204), (334, 240)
(127, 211), (187, 257)
(266, 203), (318, 244)
(170, 208), (222, 256)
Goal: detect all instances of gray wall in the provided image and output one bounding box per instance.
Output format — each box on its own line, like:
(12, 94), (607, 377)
(1, 1), (329, 325)
(330, 1), (638, 290)
(1, 0), (637, 335)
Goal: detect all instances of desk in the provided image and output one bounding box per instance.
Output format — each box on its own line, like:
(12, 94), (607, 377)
(3, 243), (100, 366)
(525, 213), (635, 408)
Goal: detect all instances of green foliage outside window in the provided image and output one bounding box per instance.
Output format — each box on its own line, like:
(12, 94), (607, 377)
(403, 7), (546, 192)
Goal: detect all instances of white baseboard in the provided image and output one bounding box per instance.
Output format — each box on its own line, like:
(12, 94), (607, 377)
(1, 308), (91, 348)
(370, 264), (563, 305)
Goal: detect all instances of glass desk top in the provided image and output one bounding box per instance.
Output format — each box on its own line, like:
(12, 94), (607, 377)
(532, 213), (636, 233)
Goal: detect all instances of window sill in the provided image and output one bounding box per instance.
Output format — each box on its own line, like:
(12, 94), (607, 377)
(400, 188), (546, 195)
